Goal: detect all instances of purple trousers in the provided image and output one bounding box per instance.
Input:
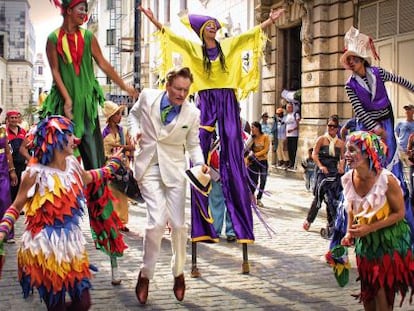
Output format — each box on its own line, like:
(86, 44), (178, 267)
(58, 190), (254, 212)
(191, 89), (254, 242)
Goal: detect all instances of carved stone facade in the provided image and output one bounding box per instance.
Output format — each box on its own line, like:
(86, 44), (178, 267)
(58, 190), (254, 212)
(257, 0), (356, 167)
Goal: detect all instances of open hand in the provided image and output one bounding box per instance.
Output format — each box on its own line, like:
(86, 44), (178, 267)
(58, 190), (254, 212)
(125, 85), (139, 100)
(131, 133), (142, 146)
(111, 147), (124, 162)
(348, 223), (372, 238)
(269, 8), (285, 23)
(139, 5), (154, 20)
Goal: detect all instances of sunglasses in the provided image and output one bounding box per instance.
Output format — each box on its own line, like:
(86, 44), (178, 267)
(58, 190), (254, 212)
(327, 124), (338, 129)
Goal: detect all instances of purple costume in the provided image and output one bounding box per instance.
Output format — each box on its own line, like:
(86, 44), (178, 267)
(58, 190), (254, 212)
(192, 88), (254, 242)
(188, 15), (254, 243)
(0, 128), (12, 239)
(346, 66), (414, 237)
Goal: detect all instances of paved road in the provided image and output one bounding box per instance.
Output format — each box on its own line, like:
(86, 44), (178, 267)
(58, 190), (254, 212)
(0, 171), (411, 310)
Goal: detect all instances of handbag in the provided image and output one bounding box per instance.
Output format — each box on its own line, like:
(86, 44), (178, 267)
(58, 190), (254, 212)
(109, 127), (145, 203)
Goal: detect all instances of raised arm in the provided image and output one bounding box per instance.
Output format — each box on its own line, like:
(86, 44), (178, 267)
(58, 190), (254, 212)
(91, 35), (138, 99)
(260, 8), (285, 29)
(139, 5), (163, 30)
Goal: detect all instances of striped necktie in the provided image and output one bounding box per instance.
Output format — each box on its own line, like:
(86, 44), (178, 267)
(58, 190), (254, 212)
(161, 104), (174, 124)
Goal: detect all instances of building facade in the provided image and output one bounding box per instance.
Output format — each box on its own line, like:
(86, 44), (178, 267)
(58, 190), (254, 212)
(0, 0), (35, 119)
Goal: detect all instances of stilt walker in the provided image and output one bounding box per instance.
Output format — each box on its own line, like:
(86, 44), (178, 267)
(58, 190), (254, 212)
(140, 6), (284, 275)
(41, 0), (138, 284)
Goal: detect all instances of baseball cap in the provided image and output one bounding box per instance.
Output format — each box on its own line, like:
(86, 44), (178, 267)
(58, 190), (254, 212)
(403, 104), (414, 110)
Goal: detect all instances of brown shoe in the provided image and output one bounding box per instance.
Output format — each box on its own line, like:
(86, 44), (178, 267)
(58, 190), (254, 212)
(173, 274), (185, 301)
(135, 271), (149, 304)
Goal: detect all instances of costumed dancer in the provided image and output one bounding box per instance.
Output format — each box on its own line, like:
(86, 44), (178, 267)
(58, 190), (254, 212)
(339, 131), (414, 309)
(0, 116), (124, 310)
(139, 5), (284, 245)
(330, 26), (414, 250)
(41, 0), (137, 284)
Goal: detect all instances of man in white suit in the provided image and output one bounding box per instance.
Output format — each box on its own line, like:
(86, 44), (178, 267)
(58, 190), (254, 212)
(128, 67), (207, 305)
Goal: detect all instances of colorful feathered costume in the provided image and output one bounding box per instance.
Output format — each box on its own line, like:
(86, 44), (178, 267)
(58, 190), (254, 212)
(342, 132), (414, 306)
(15, 116), (124, 305)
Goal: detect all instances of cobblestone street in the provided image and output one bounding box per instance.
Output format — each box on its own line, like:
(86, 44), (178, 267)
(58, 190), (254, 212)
(1, 171), (407, 310)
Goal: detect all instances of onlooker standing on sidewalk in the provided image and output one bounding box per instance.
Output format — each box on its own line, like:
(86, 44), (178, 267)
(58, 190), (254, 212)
(275, 107), (289, 168)
(260, 112), (274, 164)
(102, 101), (133, 233)
(260, 112), (273, 139)
(246, 121), (270, 207)
(285, 102), (300, 170)
(395, 104), (414, 191)
(128, 67), (207, 304)
(6, 110), (27, 203)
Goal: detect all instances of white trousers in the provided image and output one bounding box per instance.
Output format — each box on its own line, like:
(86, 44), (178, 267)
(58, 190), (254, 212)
(139, 165), (188, 279)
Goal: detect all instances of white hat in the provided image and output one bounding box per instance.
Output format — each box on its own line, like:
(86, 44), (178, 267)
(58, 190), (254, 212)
(184, 165), (211, 196)
(340, 26), (380, 69)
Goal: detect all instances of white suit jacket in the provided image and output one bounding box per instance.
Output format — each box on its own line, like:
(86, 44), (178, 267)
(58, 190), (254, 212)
(127, 88), (204, 187)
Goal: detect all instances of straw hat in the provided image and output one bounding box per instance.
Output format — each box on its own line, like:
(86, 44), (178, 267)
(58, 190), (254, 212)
(339, 26), (380, 69)
(103, 101), (125, 122)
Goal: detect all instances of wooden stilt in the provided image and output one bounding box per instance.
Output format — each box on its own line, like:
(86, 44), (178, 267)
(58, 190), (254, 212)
(242, 243), (250, 274)
(191, 241), (201, 278)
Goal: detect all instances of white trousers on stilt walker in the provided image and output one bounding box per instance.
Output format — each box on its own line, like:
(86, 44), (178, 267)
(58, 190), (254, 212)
(139, 165), (188, 279)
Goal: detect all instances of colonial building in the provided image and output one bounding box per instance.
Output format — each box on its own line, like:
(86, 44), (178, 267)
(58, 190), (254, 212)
(0, 0), (35, 118)
(258, 0), (414, 165)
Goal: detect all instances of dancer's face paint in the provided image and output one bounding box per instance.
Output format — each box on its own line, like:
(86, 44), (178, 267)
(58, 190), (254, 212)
(345, 142), (365, 169)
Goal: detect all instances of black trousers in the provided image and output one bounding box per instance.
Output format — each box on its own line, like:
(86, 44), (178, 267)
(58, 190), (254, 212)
(248, 159), (269, 200)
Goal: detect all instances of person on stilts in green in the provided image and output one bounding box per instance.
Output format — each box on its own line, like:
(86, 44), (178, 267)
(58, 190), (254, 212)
(41, 0), (138, 285)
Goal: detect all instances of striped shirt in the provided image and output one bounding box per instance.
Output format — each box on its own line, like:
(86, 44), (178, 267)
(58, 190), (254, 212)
(345, 67), (414, 130)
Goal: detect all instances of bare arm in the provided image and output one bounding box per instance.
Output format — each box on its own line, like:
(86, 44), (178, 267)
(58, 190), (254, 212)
(139, 5), (163, 30)
(260, 8), (285, 29)
(19, 137), (31, 162)
(91, 36), (138, 98)
(337, 139), (345, 174)
(5, 137), (17, 187)
(348, 173), (405, 238)
(312, 136), (328, 174)
(81, 148), (124, 185)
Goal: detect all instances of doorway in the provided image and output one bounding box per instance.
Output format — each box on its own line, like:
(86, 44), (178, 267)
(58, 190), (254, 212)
(282, 26), (302, 91)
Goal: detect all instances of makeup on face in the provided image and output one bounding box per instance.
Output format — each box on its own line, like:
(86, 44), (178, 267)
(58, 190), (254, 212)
(73, 3), (88, 15)
(345, 142), (363, 168)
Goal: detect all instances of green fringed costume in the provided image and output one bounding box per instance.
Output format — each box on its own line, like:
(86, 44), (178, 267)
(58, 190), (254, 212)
(40, 27), (127, 257)
(342, 169), (414, 307)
